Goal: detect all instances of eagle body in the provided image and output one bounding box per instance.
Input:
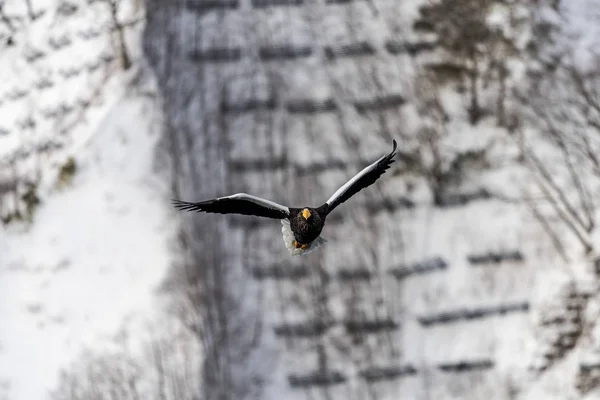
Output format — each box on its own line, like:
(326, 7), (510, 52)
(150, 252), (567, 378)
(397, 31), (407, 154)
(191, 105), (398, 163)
(173, 140), (397, 256)
(288, 205), (328, 245)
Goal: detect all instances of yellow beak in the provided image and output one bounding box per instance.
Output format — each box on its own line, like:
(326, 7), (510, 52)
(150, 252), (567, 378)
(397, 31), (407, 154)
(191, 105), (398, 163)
(302, 209), (311, 220)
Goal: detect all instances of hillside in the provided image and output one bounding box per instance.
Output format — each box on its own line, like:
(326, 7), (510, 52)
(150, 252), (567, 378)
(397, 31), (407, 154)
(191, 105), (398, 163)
(2, 0), (600, 399)
(143, 0), (600, 398)
(0, 1), (181, 398)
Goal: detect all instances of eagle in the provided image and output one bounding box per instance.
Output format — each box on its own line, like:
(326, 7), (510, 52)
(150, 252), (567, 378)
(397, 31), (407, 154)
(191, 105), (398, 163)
(173, 139), (397, 256)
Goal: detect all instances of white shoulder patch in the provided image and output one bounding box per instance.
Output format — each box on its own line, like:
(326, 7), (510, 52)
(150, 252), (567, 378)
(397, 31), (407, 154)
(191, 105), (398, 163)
(281, 220), (327, 256)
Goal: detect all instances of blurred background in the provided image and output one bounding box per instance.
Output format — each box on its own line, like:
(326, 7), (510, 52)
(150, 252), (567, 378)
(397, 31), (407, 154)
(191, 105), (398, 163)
(1, 0), (600, 399)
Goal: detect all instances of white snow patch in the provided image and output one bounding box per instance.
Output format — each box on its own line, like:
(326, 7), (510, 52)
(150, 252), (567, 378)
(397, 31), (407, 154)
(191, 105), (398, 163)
(0, 71), (173, 400)
(561, 0), (600, 74)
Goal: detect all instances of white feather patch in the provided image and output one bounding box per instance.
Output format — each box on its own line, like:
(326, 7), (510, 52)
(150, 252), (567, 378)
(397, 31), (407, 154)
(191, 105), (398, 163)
(281, 220), (327, 256)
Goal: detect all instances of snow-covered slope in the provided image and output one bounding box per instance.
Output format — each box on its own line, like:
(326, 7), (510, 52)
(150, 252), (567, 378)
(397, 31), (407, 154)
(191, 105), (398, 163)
(0, 1), (178, 399)
(3, 0), (600, 399)
(0, 75), (174, 400)
(142, 0), (600, 399)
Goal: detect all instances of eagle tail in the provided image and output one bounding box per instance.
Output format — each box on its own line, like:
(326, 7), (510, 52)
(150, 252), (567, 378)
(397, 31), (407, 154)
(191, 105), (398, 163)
(281, 220), (327, 256)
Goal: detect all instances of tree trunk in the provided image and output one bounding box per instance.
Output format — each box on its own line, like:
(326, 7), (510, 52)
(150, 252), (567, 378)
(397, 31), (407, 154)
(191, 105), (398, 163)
(468, 49), (481, 125)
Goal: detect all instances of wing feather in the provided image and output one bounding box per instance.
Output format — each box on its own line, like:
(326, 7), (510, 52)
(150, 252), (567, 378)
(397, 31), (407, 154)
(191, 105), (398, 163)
(325, 139), (397, 214)
(173, 193), (290, 219)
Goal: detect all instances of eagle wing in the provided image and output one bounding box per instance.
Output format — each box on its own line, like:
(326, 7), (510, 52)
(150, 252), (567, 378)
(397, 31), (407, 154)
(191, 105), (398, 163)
(173, 193), (290, 219)
(325, 139), (397, 215)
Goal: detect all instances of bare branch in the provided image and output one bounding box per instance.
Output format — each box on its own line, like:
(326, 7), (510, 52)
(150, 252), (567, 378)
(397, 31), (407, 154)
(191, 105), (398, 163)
(526, 148), (593, 253)
(541, 113), (596, 232)
(569, 65), (600, 117)
(525, 195), (569, 263)
(525, 144), (591, 236)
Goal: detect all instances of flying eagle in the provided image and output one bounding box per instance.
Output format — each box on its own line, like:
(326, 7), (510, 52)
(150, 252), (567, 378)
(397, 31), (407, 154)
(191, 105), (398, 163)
(173, 139), (397, 256)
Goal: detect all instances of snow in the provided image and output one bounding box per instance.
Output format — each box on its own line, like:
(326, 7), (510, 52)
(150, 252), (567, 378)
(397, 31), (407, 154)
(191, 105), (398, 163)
(0, 71), (174, 399)
(560, 0), (600, 74)
(0, 0), (175, 399)
(2, 0), (600, 398)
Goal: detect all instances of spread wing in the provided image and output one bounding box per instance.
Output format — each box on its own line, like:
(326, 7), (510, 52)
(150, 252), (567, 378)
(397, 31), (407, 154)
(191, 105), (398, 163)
(173, 193), (290, 219)
(325, 139), (397, 215)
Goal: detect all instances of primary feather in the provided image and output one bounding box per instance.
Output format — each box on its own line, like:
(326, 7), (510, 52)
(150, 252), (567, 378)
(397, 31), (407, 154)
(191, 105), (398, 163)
(325, 139), (397, 214)
(172, 193), (289, 219)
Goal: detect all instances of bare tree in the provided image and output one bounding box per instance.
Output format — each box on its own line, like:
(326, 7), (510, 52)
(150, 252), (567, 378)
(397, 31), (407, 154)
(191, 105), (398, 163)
(24, 0), (39, 20)
(0, 157), (20, 223)
(51, 321), (201, 400)
(92, 0), (133, 70)
(419, 0), (495, 124)
(517, 59), (600, 259)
